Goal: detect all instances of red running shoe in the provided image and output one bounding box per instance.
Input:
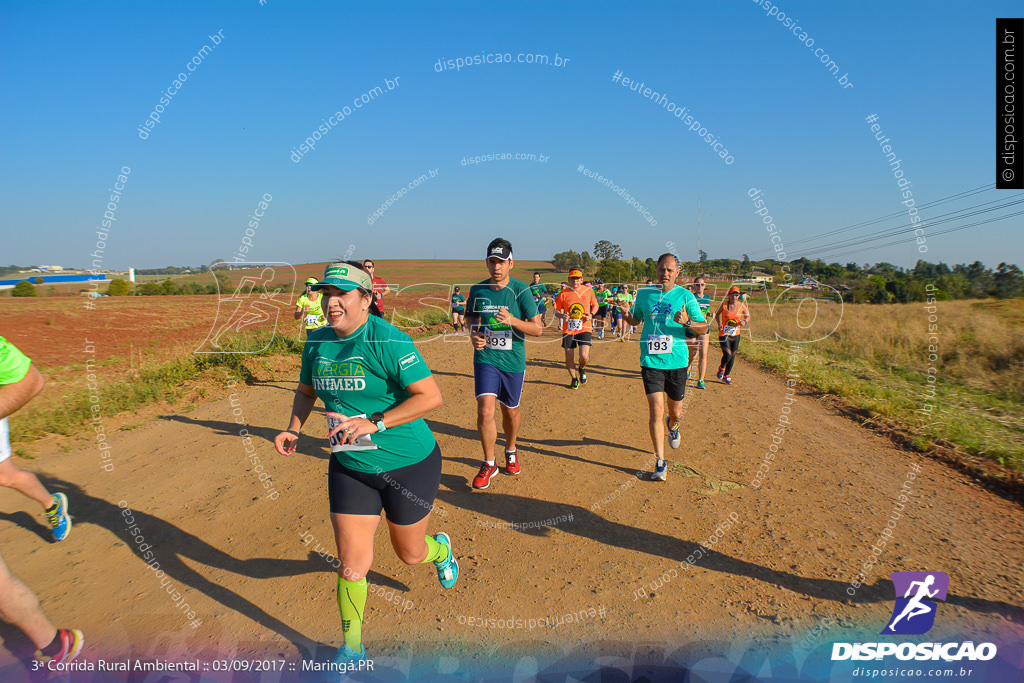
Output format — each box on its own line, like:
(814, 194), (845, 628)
(472, 462), (500, 489)
(504, 450), (520, 475)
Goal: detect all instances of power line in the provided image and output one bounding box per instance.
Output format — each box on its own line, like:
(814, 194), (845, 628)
(799, 194), (1024, 256)
(745, 183), (999, 258)
(816, 209), (1024, 263)
(737, 184), (1023, 263)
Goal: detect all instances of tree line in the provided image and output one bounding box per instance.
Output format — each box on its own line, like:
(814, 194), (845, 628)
(551, 242), (1024, 303)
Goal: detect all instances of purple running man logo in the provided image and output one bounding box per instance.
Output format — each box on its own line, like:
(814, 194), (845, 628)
(882, 571), (950, 635)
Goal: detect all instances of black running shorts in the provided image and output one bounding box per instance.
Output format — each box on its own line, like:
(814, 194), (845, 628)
(327, 443), (442, 525)
(561, 332), (592, 349)
(640, 366), (687, 401)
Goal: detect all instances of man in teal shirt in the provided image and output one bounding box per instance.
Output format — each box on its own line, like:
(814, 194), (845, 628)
(623, 254), (707, 482)
(465, 238), (543, 489)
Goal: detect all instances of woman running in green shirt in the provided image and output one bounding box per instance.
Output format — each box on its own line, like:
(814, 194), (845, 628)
(274, 262), (458, 667)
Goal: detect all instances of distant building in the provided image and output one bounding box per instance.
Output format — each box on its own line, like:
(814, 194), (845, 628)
(750, 271), (773, 284)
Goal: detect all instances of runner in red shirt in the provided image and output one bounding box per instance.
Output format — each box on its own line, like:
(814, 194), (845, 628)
(363, 259), (391, 315)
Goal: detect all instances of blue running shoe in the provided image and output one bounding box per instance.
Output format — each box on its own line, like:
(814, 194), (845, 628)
(652, 460), (668, 482)
(667, 418), (681, 450)
(697, 380), (706, 390)
(46, 493), (71, 542)
(332, 644), (369, 677)
(433, 533), (458, 589)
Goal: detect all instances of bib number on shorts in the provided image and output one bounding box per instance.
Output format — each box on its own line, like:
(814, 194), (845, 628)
(485, 328), (512, 350)
(646, 335), (672, 354)
(327, 414), (378, 452)
(567, 318), (583, 332)
(723, 325), (738, 336)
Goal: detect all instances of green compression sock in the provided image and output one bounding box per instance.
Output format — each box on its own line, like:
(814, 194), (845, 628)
(422, 535), (449, 564)
(336, 576), (367, 651)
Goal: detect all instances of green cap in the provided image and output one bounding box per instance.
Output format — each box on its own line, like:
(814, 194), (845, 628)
(310, 263), (373, 292)
(304, 277), (318, 286)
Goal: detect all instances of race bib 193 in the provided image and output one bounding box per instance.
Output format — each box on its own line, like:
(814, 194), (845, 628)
(646, 335), (672, 354)
(485, 328), (513, 350)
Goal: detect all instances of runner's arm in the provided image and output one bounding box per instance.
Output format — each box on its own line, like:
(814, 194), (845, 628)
(274, 382), (317, 455)
(0, 364), (45, 419)
(712, 301), (725, 328)
(284, 382), (317, 433)
(622, 301), (642, 327)
(499, 309), (543, 337)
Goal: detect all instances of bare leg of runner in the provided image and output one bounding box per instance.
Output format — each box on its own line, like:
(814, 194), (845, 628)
(476, 395), (498, 463)
(0, 460), (53, 509)
(563, 348), (577, 381)
(500, 404), (521, 454)
(0, 553), (58, 648)
(645, 392), (666, 460)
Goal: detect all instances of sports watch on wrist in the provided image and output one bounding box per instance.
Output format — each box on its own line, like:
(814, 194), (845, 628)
(370, 412), (387, 432)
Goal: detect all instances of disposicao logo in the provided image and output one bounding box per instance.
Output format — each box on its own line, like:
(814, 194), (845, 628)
(831, 571), (997, 663)
(882, 571), (948, 635)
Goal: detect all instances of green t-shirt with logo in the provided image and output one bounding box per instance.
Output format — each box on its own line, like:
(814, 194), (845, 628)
(299, 316), (436, 472)
(466, 278), (539, 373)
(296, 293), (327, 329)
(0, 337), (31, 385)
(629, 286), (705, 369)
(594, 289), (611, 306)
(694, 295), (713, 319)
(450, 293), (466, 313)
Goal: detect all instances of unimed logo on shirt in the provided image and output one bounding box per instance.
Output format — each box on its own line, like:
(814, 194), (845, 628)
(314, 356), (366, 391)
(399, 353), (419, 370)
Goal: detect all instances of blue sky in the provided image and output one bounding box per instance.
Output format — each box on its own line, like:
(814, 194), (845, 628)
(1, 0), (1020, 271)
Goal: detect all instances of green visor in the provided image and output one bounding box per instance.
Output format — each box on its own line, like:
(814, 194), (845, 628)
(309, 263), (373, 292)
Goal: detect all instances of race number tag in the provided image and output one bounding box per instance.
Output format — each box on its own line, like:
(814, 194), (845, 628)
(327, 414), (378, 452)
(646, 335), (673, 354)
(304, 314), (321, 327)
(567, 318), (583, 332)
(485, 328), (512, 350)
(723, 325), (738, 336)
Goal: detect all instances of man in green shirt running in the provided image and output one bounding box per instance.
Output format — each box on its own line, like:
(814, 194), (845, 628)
(0, 337), (82, 667)
(466, 238), (543, 490)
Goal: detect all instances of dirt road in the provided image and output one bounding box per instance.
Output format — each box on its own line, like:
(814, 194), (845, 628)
(1, 327), (1022, 679)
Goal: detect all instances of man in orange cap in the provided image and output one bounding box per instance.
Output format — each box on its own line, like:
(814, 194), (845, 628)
(553, 269), (599, 389)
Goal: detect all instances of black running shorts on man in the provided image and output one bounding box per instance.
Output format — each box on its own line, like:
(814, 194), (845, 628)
(561, 331), (592, 349)
(640, 366), (688, 401)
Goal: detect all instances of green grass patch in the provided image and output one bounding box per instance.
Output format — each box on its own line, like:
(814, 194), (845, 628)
(743, 341), (1024, 474)
(8, 333), (304, 444)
